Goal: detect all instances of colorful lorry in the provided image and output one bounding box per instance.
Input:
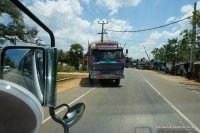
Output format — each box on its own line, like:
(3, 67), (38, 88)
(88, 41), (127, 86)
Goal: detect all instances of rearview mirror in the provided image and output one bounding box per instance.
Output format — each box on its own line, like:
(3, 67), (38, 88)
(1, 46), (45, 104)
(0, 46), (57, 106)
(64, 103), (85, 127)
(49, 103), (85, 132)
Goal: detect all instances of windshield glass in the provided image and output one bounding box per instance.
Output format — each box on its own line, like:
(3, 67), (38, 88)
(1, 0), (200, 133)
(92, 50), (122, 61)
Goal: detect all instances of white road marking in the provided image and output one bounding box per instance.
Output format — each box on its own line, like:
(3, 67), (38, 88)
(42, 88), (95, 124)
(145, 79), (200, 132)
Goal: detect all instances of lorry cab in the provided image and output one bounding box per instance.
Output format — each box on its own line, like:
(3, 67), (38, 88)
(88, 41), (125, 86)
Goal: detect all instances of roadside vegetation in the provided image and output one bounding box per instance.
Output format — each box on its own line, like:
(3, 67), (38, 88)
(151, 11), (200, 65)
(57, 64), (88, 73)
(57, 43), (87, 71)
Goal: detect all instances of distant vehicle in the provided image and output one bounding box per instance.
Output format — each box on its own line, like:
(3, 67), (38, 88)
(132, 63), (137, 67)
(88, 41), (127, 86)
(137, 62), (145, 69)
(3, 66), (10, 73)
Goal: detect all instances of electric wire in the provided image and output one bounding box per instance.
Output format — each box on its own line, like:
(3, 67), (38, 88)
(106, 16), (192, 33)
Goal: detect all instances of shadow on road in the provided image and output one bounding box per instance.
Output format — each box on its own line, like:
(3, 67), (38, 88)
(79, 78), (122, 88)
(79, 78), (93, 87)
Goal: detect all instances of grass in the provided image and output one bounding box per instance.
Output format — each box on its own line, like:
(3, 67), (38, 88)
(57, 64), (88, 73)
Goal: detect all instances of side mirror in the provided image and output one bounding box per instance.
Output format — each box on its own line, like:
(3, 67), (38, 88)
(0, 46), (85, 133)
(49, 103), (85, 133)
(0, 46), (45, 104)
(0, 46), (57, 106)
(126, 49), (128, 54)
(64, 103), (85, 127)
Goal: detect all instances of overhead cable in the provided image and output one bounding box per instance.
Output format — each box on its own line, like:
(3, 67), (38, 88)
(106, 16), (192, 33)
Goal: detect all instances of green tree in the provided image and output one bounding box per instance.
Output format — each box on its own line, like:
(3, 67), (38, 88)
(69, 43), (84, 70)
(193, 10), (200, 60)
(64, 51), (70, 64)
(4, 56), (14, 67)
(0, 0), (41, 45)
(152, 38), (178, 63)
(57, 50), (65, 66)
(178, 29), (191, 62)
(151, 48), (159, 59)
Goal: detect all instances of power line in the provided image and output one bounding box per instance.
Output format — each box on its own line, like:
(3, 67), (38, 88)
(95, 6), (108, 19)
(84, 6), (99, 20)
(106, 16), (192, 33)
(105, 33), (110, 40)
(23, 1), (85, 30)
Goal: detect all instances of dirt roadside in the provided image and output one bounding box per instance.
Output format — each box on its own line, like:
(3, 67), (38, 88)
(56, 73), (89, 93)
(143, 70), (200, 91)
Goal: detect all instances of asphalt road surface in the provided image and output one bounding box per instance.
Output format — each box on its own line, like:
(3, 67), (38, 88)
(3, 69), (43, 102)
(39, 69), (200, 133)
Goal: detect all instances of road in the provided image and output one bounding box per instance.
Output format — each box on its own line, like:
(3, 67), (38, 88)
(39, 69), (200, 133)
(3, 69), (43, 102)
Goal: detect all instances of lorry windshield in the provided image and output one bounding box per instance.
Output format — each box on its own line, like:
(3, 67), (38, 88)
(92, 50), (122, 61)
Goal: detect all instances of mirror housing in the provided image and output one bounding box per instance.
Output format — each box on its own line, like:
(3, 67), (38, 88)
(0, 79), (43, 133)
(45, 48), (57, 107)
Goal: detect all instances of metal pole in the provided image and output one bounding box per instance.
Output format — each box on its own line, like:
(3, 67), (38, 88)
(98, 21), (108, 43)
(189, 2), (197, 73)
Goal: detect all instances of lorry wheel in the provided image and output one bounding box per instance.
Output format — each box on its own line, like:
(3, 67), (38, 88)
(115, 79), (120, 86)
(89, 74), (94, 85)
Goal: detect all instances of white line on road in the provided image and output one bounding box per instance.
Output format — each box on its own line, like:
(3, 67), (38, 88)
(42, 88), (95, 124)
(145, 79), (200, 132)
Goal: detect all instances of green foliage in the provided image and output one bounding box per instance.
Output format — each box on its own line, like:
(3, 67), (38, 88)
(69, 43), (84, 70)
(57, 50), (70, 66)
(125, 57), (132, 63)
(57, 43), (84, 70)
(151, 8), (200, 63)
(57, 64), (85, 72)
(0, 0), (41, 45)
(152, 38), (186, 63)
(4, 56), (14, 67)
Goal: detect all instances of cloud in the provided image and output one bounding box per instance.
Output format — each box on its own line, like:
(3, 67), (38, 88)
(181, 4), (193, 14)
(140, 2), (200, 60)
(165, 16), (175, 24)
(178, 2), (200, 30)
(128, 29), (182, 59)
(96, 0), (141, 15)
(81, 0), (91, 4)
(21, 0), (134, 53)
(106, 19), (134, 41)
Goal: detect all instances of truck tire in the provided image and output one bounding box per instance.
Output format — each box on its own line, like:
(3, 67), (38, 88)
(89, 74), (94, 85)
(115, 79), (120, 86)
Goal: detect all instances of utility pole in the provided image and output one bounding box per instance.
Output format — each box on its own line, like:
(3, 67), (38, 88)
(189, 2), (197, 74)
(87, 40), (89, 71)
(98, 21), (108, 43)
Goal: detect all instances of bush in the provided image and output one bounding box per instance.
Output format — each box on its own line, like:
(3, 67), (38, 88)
(57, 64), (87, 72)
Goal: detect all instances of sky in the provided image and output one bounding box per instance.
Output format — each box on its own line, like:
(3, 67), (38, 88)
(14, 0), (200, 59)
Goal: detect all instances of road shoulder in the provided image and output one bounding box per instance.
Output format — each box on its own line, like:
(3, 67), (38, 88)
(143, 70), (200, 92)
